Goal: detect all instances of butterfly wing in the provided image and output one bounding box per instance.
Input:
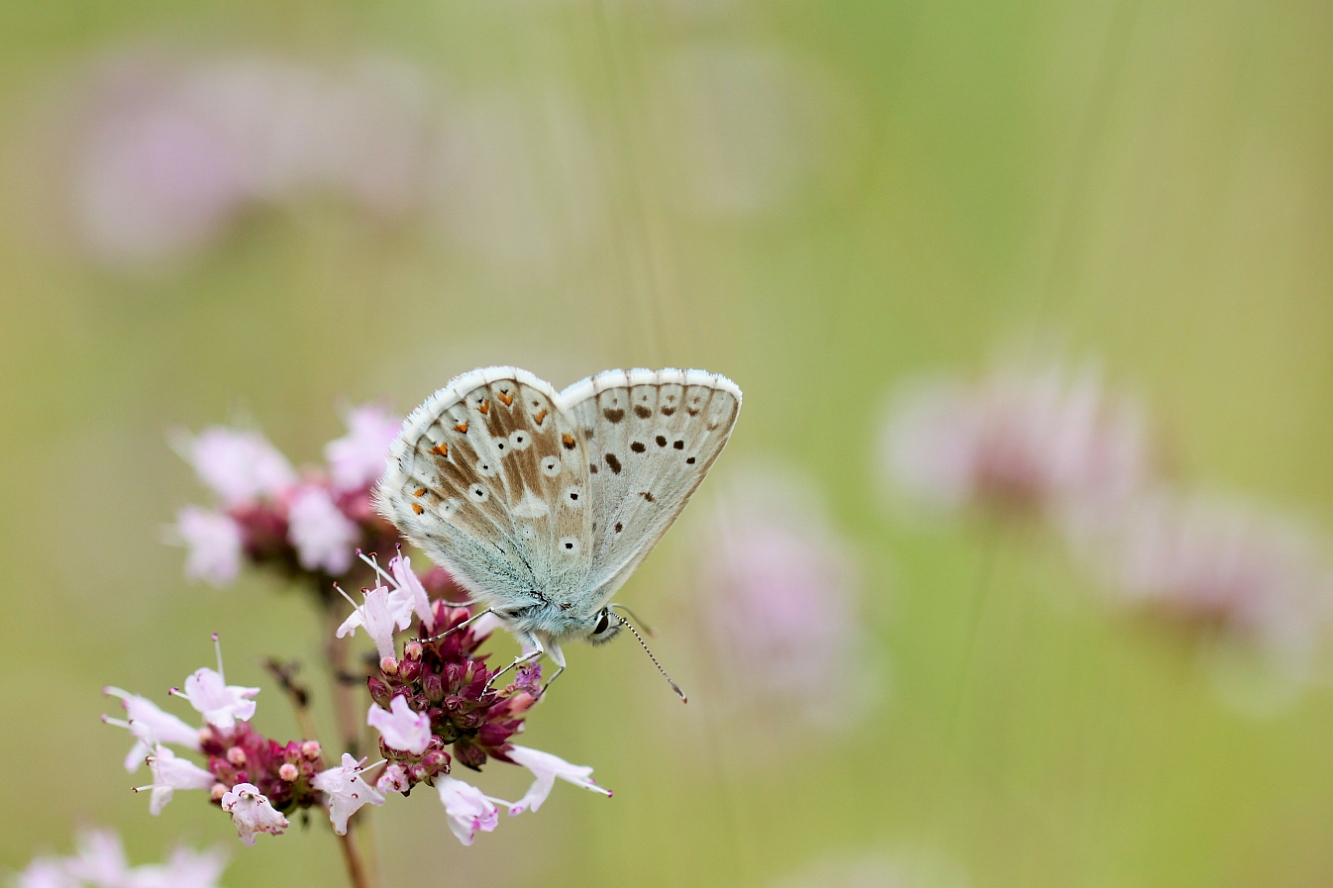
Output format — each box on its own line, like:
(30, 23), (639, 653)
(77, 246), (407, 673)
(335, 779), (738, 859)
(377, 367), (594, 608)
(562, 368), (742, 604)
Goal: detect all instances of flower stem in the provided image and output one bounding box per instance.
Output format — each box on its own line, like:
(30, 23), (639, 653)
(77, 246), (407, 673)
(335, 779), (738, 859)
(337, 830), (373, 888)
(326, 610), (363, 757)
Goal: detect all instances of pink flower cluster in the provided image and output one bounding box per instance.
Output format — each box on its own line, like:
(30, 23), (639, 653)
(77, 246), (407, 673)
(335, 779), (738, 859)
(71, 54), (433, 263)
(13, 829), (227, 888)
(342, 554), (611, 846)
(105, 637), (337, 846)
(692, 465), (875, 729)
(882, 353), (1333, 688)
(170, 404), (403, 595)
(882, 359), (1151, 526)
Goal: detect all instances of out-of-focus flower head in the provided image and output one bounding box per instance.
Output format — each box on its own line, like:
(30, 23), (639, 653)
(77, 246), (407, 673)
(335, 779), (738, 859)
(70, 53), (435, 265)
(326, 404), (400, 494)
(168, 407), (406, 598)
(881, 356), (1153, 529)
(693, 463), (876, 728)
(11, 829), (229, 888)
(1085, 488), (1333, 683)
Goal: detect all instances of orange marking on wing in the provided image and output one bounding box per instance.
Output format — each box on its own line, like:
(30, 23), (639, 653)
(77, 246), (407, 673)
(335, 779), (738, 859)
(455, 422), (469, 433)
(534, 408), (548, 425)
(431, 443), (449, 457)
(411, 502), (425, 515)
(497, 391), (514, 406)
(414, 488), (427, 497)
(478, 400), (490, 415)
(562, 433), (576, 450)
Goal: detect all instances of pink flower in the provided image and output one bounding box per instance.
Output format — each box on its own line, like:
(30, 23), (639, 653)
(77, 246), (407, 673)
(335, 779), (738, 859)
(63, 829), (130, 886)
(337, 585), (413, 662)
(287, 485), (358, 574)
(13, 858), (77, 888)
(375, 762), (410, 794)
(388, 553), (435, 631)
(172, 507), (243, 586)
(311, 753), (386, 835)
(179, 427), (295, 507)
(881, 360), (1151, 524)
(220, 783), (289, 846)
(366, 696), (431, 755)
(127, 846), (229, 888)
(103, 687), (202, 772)
(136, 745), (216, 815)
(326, 404), (400, 492)
(1089, 489), (1333, 670)
(694, 465), (871, 725)
(175, 667), (258, 732)
(437, 777), (504, 846)
(506, 745), (610, 815)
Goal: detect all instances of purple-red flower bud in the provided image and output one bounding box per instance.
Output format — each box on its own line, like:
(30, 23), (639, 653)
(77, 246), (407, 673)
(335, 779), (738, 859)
(367, 677), (393, 707)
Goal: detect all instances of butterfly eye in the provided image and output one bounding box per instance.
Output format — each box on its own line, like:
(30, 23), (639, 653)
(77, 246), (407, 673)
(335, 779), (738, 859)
(593, 610), (610, 635)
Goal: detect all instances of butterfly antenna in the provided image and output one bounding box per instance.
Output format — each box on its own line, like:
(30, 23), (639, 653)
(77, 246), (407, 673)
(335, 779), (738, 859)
(609, 603), (655, 637)
(614, 614), (686, 703)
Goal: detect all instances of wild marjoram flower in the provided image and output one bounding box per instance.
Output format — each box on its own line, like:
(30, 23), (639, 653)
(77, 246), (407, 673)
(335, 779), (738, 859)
(168, 405), (406, 599)
(881, 357), (1152, 531)
(13, 828), (229, 888)
(79, 400), (614, 888)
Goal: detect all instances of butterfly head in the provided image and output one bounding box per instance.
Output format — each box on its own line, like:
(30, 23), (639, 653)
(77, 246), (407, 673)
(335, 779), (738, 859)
(585, 607), (623, 646)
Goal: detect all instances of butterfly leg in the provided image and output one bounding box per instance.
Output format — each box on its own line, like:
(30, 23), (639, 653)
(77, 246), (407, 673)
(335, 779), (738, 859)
(538, 666), (565, 698)
(420, 608), (494, 644)
(486, 636), (545, 690)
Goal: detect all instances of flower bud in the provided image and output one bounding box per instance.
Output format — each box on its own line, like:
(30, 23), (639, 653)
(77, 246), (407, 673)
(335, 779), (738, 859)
(453, 741), (487, 770)
(458, 709), (483, 729)
(380, 656), (399, 676)
(227, 747), (248, 766)
(367, 677), (394, 707)
(397, 658), (422, 683)
(403, 640), (423, 661)
(210, 783), (228, 801)
(278, 763), (299, 782)
(444, 694), (467, 713)
(301, 740), (322, 760)
(423, 672), (445, 703)
(421, 749), (450, 774)
(407, 763), (428, 784)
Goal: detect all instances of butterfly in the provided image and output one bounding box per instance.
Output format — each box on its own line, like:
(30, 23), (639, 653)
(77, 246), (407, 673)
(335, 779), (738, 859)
(375, 366), (742, 694)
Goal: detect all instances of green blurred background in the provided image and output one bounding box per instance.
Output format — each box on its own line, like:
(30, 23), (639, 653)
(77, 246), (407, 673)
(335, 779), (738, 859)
(3, 0), (1333, 885)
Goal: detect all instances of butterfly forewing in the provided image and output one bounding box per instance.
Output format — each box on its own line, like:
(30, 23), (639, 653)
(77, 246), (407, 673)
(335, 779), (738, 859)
(565, 369), (742, 602)
(378, 367), (594, 604)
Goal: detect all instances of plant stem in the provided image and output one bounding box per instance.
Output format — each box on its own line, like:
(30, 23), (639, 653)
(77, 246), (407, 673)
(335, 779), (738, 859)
(338, 831), (372, 888)
(326, 609), (363, 757)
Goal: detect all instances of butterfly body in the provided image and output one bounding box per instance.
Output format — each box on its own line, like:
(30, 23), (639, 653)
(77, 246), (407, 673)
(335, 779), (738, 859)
(376, 366), (741, 665)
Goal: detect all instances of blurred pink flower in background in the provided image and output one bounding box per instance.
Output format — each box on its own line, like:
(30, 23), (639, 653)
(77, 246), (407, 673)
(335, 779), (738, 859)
(69, 53), (434, 263)
(325, 404), (400, 493)
(167, 406), (405, 594)
(1083, 488), (1333, 684)
(880, 359), (1152, 528)
(692, 463), (877, 728)
(14, 829), (228, 888)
